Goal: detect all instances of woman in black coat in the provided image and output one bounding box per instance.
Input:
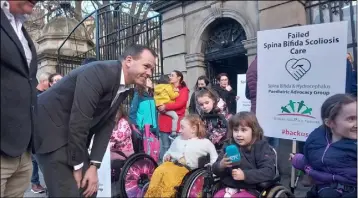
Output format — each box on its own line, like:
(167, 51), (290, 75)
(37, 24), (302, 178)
(212, 73), (238, 114)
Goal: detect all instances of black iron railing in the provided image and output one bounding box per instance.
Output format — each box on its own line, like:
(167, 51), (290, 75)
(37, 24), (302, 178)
(57, 2), (163, 113)
(305, 0), (357, 69)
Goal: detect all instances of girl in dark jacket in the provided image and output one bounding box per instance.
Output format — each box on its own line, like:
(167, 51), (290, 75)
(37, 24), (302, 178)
(212, 112), (276, 198)
(291, 94), (357, 198)
(196, 88), (230, 150)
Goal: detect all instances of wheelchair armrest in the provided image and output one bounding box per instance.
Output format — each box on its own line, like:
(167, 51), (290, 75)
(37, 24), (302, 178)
(257, 175), (281, 190)
(198, 155), (211, 168)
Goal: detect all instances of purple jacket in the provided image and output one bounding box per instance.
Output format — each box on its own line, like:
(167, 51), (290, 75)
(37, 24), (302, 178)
(293, 126), (357, 185)
(246, 56), (257, 113)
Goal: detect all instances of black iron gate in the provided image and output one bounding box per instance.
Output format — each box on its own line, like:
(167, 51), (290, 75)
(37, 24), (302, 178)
(57, 2), (163, 80)
(56, 2), (163, 111)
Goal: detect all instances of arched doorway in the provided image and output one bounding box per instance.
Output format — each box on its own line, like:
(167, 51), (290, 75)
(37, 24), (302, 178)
(203, 18), (248, 92)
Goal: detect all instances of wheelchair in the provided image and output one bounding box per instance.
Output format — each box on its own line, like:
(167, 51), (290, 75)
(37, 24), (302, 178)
(111, 126), (158, 197)
(118, 146), (294, 198)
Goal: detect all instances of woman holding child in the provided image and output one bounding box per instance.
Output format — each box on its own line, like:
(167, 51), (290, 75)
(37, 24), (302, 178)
(156, 70), (189, 162)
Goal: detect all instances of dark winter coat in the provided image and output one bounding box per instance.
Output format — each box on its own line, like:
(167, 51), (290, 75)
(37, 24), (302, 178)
(246, 56), (257, 113)
(345, 59), (357, 96)
(212, 140), (276, 189)
(212, 85), (236, 114)
(304, 126), (357, 185)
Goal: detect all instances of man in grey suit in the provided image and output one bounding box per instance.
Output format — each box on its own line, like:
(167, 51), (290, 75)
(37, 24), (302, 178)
(34, 45), (156, 197)
(1, 1), (39, 197)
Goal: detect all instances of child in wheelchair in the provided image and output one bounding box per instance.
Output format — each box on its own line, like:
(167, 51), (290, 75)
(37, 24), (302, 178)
(109, 106), (135, 181)
(196, 88), (230, 150)
(290, 94), (357, 198)
(144, 114), (218, 197)
(212, 112), (276, 198)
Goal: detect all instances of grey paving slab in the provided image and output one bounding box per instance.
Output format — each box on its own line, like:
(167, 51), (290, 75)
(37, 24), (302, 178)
(24, 170), (47, 198)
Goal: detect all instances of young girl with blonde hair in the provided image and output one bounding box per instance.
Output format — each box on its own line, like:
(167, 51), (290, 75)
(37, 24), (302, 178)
(145, 114), (218, 197)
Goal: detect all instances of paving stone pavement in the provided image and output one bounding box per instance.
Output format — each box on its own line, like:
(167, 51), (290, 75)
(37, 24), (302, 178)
(24, 170), (47, 198)
(24, 171), (309, 198)
(24, 139), (309, 197)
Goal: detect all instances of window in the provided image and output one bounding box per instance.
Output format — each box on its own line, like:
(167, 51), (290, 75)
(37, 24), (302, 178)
(306, 0), (357, 69)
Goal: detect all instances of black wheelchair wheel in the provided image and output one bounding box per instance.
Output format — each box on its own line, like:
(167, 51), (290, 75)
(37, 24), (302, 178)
(180, 168), (208, 198)
(266, 185), (295, 198)
(118, 153), (158, 198)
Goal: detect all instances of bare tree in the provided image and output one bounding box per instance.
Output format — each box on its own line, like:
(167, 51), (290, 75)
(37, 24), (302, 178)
(25, 1), (159, 56)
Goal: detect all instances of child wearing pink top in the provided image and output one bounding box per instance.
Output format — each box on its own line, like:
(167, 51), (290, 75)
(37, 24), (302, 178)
(110, 106), (134, 160)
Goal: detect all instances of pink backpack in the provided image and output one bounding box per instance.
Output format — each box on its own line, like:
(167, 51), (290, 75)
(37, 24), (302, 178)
(143, 124), (160, 162)
(132, 124), (160, 162)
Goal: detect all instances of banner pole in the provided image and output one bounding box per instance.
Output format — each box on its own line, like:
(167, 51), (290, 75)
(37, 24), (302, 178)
(290, 140), (297, 193)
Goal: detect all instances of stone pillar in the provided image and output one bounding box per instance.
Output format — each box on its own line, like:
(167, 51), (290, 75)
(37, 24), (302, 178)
(37, 55), (57, 80)
(185, 53), (206, 91)
(161, 7), (187, 75)
(35, 17), (94, 78)
(242, 38), (257, 66)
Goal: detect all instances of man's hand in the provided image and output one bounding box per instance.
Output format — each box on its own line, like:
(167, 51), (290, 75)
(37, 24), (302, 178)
(81, 165), (98, 197)
(226, 85), (232, 92)
(73, 169), (83, 189)
(232, 168), (245, 181)
(158, 105), (166, 112)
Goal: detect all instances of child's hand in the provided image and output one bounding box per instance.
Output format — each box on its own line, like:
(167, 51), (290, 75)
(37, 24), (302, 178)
(164, 155), (171, 162)
(219, 154), (232, 169)
(288, 153), (295, 161)
(174, 88), (179, 92)
(232, 168), (245, 181)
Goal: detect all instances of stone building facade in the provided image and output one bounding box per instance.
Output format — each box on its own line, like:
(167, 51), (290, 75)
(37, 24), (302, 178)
(152, 0), (356, 175)
(152, 0), (356, 90)
(34, 17), (94, 79)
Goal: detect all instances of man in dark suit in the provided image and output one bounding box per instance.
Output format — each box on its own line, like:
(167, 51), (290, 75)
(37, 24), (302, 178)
(34, 45), (156, 197)
(0, 1), (39, 197)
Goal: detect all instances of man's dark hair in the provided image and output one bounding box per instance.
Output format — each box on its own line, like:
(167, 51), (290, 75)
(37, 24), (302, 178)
(121, 45), (157, 60)
(82, 57), (97, 65)
(157, 75), (170, 84)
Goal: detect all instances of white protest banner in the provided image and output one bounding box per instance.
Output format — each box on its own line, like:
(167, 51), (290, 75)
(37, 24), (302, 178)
(88, 138), (112, 197)
(256, 21), (348, 142)
(236, 74), (251, 112)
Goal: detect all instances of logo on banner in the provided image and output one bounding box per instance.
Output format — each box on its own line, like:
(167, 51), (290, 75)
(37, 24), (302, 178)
(273, 100), (319, 124)
(285, 58), (311, 81)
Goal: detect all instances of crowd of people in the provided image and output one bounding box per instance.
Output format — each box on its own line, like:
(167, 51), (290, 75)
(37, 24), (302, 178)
(1, 1), (356, 198)
(110, 77), (357, 198)
(108, 57), (356, 197)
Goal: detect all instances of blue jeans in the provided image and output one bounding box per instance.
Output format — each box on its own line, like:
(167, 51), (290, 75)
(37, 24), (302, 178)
(31, 154), (40, 185)
(159, 132), (172, 162)
(266, 137), (280, 149)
